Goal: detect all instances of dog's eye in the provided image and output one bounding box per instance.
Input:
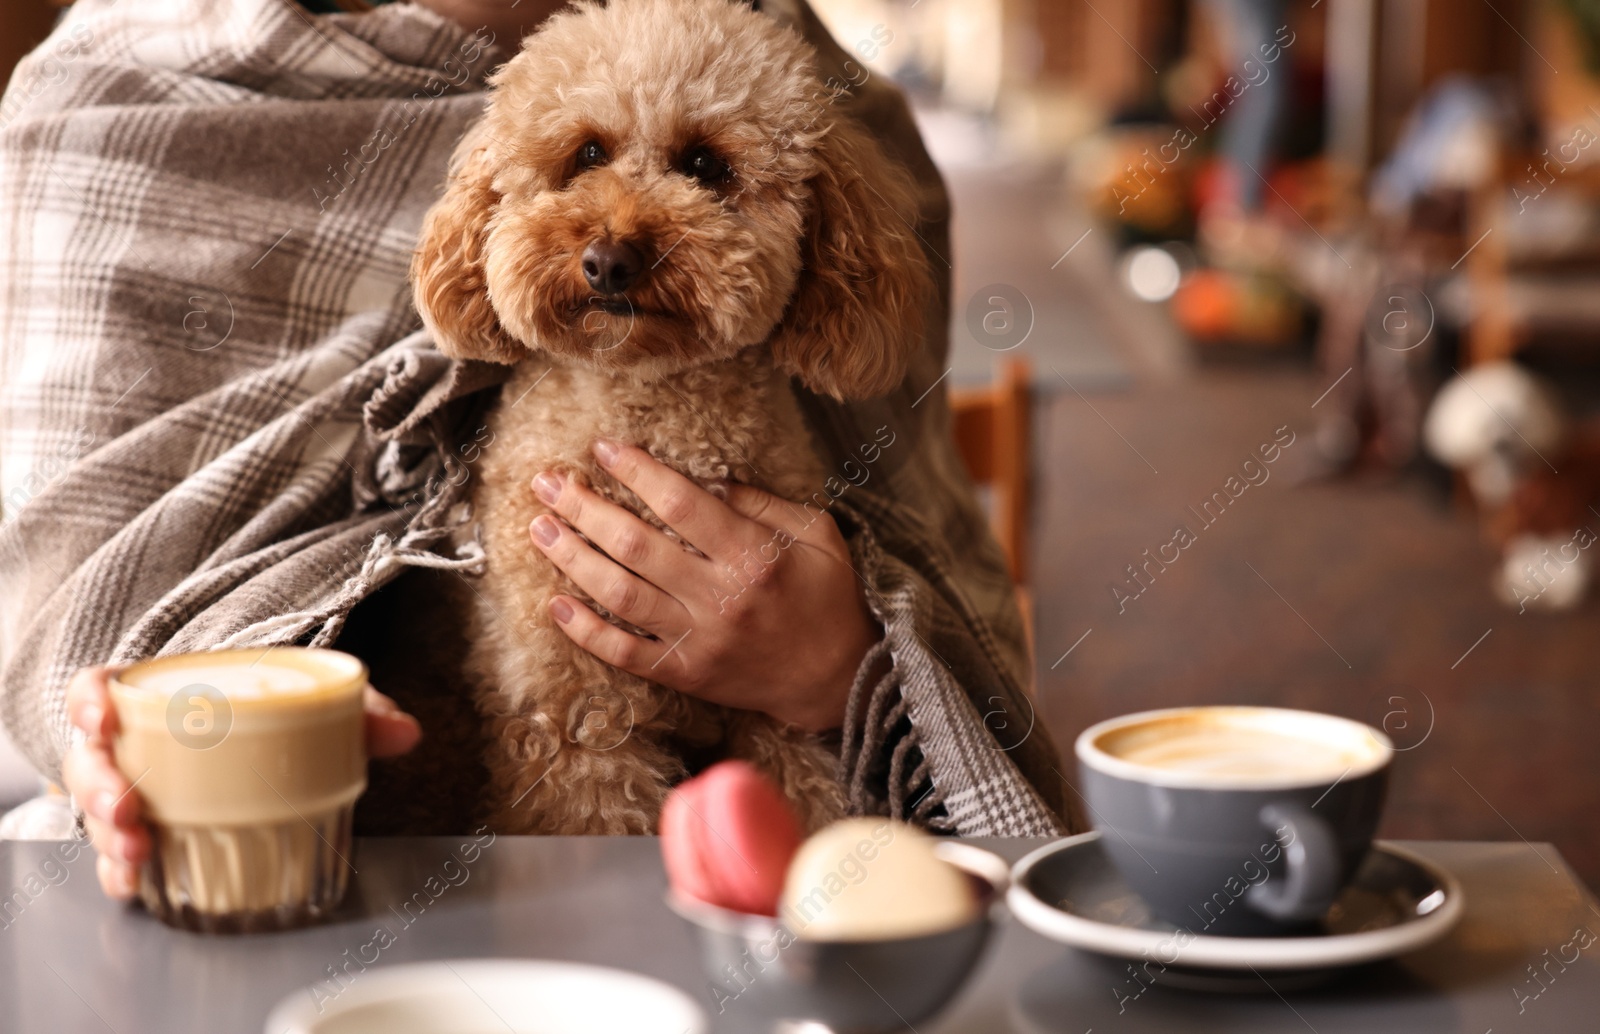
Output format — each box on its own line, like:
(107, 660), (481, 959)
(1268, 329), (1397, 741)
(681, 147), (732, 185)
(574, 140), (608, 171)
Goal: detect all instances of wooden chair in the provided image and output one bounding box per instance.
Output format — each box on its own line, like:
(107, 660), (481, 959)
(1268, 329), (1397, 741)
(949, 359), (1035, 659)
(1464, 149), (1600, 366)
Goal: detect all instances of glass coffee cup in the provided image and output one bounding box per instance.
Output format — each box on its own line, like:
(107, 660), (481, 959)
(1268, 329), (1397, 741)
(108, 647), (367, 933)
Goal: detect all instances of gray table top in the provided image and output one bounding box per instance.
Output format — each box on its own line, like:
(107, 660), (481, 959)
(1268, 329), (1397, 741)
(2, 837), (1597, 1033)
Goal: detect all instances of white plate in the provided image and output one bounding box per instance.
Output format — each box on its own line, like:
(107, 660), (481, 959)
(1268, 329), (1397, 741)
(264, 959), (707, 1034)
(1007, 832), (1463, 972)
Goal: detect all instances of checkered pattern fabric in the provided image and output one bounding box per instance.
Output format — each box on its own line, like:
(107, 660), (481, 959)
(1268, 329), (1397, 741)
(0, 0), (1071, 837)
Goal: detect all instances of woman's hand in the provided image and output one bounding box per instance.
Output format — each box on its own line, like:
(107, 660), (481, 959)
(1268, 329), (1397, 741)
(62, 667), (421, 900)
(530, 440), (881, 732)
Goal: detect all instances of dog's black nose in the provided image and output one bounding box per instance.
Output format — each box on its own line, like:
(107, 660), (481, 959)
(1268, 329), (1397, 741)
(582, 239), (644, 296)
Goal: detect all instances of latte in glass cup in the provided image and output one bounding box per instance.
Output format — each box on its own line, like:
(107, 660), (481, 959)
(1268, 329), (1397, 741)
(109, 647), (367, 933)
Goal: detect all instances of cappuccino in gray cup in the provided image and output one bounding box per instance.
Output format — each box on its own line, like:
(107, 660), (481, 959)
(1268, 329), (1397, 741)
(1076, 706), (1392, 936)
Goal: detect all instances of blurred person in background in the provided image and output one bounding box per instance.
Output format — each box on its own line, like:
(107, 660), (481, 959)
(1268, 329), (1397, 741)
(1198, 0), (1295, 255)
(1203, 0), (1294, 211)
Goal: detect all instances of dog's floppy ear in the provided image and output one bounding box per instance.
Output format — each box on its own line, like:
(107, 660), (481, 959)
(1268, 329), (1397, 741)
(769, 112), (933, 401)
(412, 122), (524, 364)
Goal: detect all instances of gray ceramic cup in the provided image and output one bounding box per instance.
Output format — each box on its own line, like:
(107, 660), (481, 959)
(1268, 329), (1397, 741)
(1076, 706), (1393, 937)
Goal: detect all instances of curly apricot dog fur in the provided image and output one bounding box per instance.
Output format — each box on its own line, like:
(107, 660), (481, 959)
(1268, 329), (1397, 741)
(411, 0), (931, 834)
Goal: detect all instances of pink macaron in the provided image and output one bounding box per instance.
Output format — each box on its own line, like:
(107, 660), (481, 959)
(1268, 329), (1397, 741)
(660, 760), (803, 916)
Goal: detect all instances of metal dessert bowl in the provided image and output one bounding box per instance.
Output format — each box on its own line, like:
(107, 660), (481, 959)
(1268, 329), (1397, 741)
(667, 842), (1009, 1034)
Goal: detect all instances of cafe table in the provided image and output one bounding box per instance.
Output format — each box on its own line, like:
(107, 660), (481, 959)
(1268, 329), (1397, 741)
(2, 837), (1597, 1033)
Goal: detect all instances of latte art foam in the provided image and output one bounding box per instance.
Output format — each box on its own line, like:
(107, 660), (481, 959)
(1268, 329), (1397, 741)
(1109, 726), (1371, 781)
(1083, 707), (1392, 788)
(122, 662), (322, 699)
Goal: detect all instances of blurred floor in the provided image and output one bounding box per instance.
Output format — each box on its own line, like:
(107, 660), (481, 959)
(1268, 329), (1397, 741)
(922, 108), (1189, 390)
(930, 112), (1600, 889)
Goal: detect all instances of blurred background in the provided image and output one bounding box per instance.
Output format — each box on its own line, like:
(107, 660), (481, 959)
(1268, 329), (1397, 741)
(810, 0), (1600, 886)
(2, 1), (1598, 881)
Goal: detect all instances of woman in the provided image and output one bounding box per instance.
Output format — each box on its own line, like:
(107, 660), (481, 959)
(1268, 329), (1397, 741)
(0, 0), (1071, 900)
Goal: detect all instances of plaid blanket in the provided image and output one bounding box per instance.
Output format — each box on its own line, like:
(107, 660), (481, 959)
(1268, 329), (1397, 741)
(0, 0), (1072, 837)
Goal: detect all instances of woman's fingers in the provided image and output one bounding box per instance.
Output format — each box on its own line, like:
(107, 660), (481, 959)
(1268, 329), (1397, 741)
(65, 730), (149, 898)
(534, 467), (701, 585)
(529, 514), (689, 634)
(65, 665), (148, 900)
(96, 851), (140, 901)
(548, 595), (691, 685)
(63, 741), (139, 829)
(84, 811), (149, 866)
(721, 483), (847, 552)
(589, 440), (757, 564)
(65, 666), (118, 741)
(362, 686), (422, 758)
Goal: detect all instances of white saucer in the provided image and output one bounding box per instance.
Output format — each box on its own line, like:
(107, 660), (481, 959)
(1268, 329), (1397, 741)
(264, 959), (707, 1034)
(1008, 833), (1463, 977)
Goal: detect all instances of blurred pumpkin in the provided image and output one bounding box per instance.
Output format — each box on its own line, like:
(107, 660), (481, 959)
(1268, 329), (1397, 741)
(1172, 268), (1305, 345)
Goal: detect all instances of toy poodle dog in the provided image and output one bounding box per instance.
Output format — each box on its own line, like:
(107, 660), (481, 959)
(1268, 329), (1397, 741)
(410, 0), (932, 833)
